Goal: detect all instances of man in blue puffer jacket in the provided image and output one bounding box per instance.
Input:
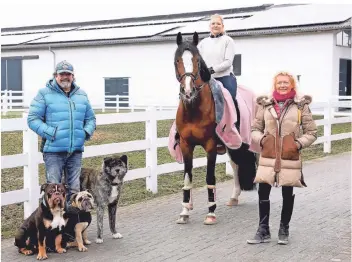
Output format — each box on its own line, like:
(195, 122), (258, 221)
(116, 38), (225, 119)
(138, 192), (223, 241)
(27, 60), (96, 201)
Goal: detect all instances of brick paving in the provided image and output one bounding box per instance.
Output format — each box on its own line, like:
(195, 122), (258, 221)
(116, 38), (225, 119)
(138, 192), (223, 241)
(2, 152), (351, 262)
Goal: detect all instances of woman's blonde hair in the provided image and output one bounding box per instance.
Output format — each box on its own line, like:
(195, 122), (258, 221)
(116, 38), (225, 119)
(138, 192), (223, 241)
(210, 14), (226, 34)
(272, 71), (298, 91)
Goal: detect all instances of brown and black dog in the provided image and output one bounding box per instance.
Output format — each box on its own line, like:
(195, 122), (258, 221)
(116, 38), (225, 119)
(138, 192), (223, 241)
(64, 191), (94, 252)
(14, 183), (68, 260)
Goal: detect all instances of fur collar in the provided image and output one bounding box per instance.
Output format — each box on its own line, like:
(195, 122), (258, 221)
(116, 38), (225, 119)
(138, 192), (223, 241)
(256, 94), (312, 108)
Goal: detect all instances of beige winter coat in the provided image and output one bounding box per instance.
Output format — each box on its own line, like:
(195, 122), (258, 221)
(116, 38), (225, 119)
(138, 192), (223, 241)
(252, 94), (318, 187)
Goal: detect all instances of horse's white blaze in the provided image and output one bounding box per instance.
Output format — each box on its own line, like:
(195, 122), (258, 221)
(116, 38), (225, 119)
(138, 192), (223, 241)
(182, 51), (193, 95)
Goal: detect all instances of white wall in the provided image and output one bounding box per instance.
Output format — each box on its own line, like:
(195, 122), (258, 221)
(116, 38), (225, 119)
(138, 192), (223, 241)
(3, 43), (181, 107)
(2, 31), (341, 107)
(234, 32), (335, 102)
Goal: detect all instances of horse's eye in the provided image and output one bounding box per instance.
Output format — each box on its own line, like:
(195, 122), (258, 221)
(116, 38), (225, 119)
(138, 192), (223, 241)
(176, 59), (180, 63)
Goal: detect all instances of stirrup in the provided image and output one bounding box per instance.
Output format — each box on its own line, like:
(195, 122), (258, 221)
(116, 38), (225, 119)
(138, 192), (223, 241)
(216, 144), (226, 155)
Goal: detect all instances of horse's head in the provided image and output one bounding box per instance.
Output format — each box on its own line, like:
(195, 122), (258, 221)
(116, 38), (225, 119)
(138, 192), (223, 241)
(174, 32), (211, 104)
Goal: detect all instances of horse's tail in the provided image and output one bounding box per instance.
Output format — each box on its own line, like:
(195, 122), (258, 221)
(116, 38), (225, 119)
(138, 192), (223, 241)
(228, 144), (257, 191)
(237, 150), (257, 191)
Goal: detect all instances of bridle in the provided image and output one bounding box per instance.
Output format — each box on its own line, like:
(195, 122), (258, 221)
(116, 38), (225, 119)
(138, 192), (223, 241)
(175, 55), (207, 102)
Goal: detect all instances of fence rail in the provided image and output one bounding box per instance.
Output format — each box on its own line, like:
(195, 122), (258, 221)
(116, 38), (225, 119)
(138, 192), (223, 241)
(1, 91), (177, 114)
(1, 100), (351, 218)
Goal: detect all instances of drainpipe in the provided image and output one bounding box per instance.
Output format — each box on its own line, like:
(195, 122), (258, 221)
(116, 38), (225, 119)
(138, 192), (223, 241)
(49, 46), (56, 71)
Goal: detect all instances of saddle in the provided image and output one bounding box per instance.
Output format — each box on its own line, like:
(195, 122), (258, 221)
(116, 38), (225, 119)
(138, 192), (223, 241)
(216, 97), (241, 155)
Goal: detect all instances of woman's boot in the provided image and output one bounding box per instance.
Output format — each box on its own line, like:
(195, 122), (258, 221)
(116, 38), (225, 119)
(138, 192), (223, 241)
(278, 194), (295, 245)
(247, 200), (271, 244)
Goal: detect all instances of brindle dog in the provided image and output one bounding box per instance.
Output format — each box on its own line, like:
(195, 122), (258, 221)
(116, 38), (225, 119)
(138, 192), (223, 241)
(80, 155), (128, 244)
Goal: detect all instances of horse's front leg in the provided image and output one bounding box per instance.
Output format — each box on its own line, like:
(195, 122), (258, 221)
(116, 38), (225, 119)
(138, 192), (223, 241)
(176, 139), (195, 224)
(203, 138), (218, 225)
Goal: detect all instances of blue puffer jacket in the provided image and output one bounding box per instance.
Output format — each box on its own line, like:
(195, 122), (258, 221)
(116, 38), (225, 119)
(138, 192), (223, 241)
(27, 79), (96, 153)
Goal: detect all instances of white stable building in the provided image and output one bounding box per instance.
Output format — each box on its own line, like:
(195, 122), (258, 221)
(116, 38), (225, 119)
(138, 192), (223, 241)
(1, 3), (351, 108)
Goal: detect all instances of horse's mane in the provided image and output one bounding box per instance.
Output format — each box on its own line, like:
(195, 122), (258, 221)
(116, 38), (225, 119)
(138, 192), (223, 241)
(174, 37), (211, 83)
(199, 57), (211, 82)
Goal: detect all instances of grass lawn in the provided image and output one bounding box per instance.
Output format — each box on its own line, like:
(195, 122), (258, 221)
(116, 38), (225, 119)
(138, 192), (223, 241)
(1, 111), (351, 238)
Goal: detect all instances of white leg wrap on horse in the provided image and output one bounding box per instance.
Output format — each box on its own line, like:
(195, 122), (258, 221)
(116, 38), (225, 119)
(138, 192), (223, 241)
(230, 160), (241, 199)
(182, 173), (192, 190)
(207, 212), (216, 218)
(180, 206), (190, 216)
(182, 202), (193, 210)
(208, 202), (216, 207)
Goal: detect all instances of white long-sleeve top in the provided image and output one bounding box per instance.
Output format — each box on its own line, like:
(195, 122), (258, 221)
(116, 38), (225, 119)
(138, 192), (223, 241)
(198, 35), (236, 78)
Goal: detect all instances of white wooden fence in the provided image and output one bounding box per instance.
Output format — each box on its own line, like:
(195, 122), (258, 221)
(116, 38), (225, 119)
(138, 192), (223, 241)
(1, 91), (175, 114)
(1, 90), (26, 114)
(1, 101), (351, 219)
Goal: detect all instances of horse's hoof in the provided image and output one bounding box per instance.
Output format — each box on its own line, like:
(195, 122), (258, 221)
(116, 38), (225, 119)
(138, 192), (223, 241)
(112, 233), (123, 239)
(176, 215), (189, 224)
(226, 198), (239, 206)
(204, 215), (217, 225)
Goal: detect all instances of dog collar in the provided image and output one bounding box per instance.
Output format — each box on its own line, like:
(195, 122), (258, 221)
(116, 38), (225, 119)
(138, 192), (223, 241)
(111, 183), (118, 186)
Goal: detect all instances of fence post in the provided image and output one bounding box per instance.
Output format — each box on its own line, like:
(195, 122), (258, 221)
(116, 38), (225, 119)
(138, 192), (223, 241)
(2, 90), (8, 115)
(9, 90), (13, 110)
(145, 106), (158, 193)
(130, 98), (134, 112)
(22, 112), (40, 219)
(323, 100), (332, 153)
(116, 95), (120, 113)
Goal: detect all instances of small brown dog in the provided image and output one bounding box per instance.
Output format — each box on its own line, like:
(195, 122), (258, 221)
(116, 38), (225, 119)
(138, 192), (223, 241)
(63, 191), (94, 252)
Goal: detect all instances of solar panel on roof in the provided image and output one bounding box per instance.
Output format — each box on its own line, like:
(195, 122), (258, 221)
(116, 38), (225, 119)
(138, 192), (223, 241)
(161, 4), (352, 36)
(80, 16), (205, 30)
(1, 27), (81, 36)
(224, 4), (352, 30)
(2, 33), (49, 45)
(28, 24), (182, 44)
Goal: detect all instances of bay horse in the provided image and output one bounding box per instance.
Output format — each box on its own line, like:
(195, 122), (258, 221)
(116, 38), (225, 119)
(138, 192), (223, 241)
(174, 32), (257, 225)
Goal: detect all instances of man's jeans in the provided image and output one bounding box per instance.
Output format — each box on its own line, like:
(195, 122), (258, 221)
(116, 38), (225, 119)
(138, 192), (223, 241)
(43, 152), (82, 203)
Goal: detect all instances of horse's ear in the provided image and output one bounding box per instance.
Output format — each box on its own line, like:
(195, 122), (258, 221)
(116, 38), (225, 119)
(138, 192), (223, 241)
(176, 32), (183, 46)
(192, 32), (199, 46)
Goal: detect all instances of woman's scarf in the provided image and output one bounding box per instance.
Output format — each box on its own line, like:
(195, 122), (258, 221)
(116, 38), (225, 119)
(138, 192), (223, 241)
(272, 89), (296, 118)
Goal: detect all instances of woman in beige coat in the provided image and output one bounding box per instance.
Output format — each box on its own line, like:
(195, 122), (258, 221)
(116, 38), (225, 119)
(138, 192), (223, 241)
(247, 71), (317, 245)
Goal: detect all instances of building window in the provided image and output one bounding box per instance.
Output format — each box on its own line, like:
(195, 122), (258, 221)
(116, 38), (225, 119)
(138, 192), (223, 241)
(1, 58), (23, 105)
(104, 77), (129, 108)
(233, 54), (241, 76)
(336, 29), (351, 48)
(1, 58), (22, 92)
